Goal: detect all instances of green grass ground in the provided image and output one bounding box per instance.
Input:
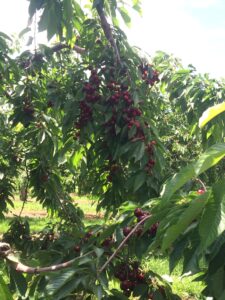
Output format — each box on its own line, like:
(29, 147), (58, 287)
(143, 255), (205, 299)
(0, 196), (205, 299)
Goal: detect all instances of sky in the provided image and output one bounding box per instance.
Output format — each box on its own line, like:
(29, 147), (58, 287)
(0, 0), (225, 78)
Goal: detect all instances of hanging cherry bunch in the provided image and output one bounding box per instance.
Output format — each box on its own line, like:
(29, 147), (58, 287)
(105, 76), (158, 176)
(75, 69), (101, 131)
(114, 260), (166, 299)
(123, 208), (159, 239)
(145, 140), (157, 175)
(139, 64), (160, 86)
(114, 261), (147, 297)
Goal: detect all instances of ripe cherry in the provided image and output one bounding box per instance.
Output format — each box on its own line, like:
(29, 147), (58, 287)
(134, 208), (144, 218)
(120, 280), (133, 291)
(41, 174), (49, 182)
(47, 100), (54, 108)
(137, 214), (147, 222)
(148, 293), (154, 299)
(102, 237), (113, 247)
(135, 227), (143, 236)
(149, 222), (159, 237)
(74, 245), (80, 253)
(116, 271), (127, 281)
(123, 289), (131, 297)
(86, 231), (93, 238)
(197, 189), (205, 194)
(123, 226), (132, 237)
(137, 272), (145, 282)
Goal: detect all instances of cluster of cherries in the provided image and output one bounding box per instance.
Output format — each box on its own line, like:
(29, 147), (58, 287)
(75, 69), (101, 130)
(114, 261), (146, 297)
(74, 65), (158, 178)
(107, 162), (121, 182)
(73, 230), (94, 254)
(115, 260), (166, 299)
(139, 64), (160, 86)
(145, 141), (157, 175)
(123, 208), (159, 239)
(105, 80), (147, 145)
(23, 98), (35, 116)
(73, 230), (115, 253)
(105, 80), (157, 175)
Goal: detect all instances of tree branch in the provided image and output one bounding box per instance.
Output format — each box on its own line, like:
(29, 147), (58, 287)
(96, 5), (121, 65)
(31, 43), (85, 63)
(51, 43), (85, 54)
(0, 243), (94, 274)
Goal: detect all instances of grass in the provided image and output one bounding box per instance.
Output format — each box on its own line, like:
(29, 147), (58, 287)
(143, 255), (205, 299)
(0, 196), (205, 299)
(0, 216), (52, 234)
(0, 195), (102, 235)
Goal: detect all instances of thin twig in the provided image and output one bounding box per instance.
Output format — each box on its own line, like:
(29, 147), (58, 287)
(98, 215), (151, 274)
(19, 160), (29, 218)
(195, 178), (207, 191)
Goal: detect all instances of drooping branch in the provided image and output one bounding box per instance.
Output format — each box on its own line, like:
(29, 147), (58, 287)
(0, 242), (94, 274)
(96, 5), (121, 65)
(0, 242), (12, 258)
(32, 43), (85, 62)
(51, 43), (85, 54)
(98, 214), (151, 274)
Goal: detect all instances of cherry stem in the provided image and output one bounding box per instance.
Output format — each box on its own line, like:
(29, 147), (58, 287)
(195, 178), (207, 191)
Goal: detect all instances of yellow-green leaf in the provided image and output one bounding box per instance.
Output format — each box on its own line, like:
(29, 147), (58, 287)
(199, 101), (225, 128)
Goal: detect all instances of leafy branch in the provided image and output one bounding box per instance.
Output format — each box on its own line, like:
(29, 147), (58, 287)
(0, 242), (94, 274)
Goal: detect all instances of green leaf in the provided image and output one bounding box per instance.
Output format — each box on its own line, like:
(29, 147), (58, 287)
(160, 143), (225, 205)
(0, 31), (12, 41)
(133, 142), (145, 162)
(118, 7), (131, 27)
(0, 276), (13, 300)
(52, 277), (83, 300)
(19, 27), (31, 38)
(93, 285), (104, 299)
(199, 180), (225, 250)
(169, 236), (188, 273)
(29, 0), (45, 18)
(162, 192), (210, 251)
(10, 268), (27, 297)
(99, 224), (117, 241)
(133, 171), (146, 192)
(93, 0), (104, 9)
(94, 247), (104, 258)
(199, 101), (225, 128)
(45, 268), (76, 296)
(208, 242), (225, 275)
(219, 290), (225, 300)
(38, 2), (61, 40)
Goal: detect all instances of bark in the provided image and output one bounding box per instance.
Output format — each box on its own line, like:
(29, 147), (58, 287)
(96, 5), (121, 65)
